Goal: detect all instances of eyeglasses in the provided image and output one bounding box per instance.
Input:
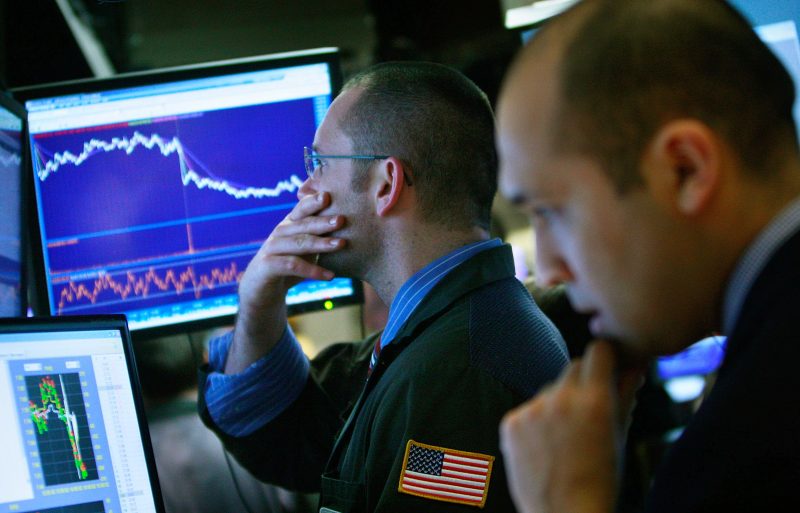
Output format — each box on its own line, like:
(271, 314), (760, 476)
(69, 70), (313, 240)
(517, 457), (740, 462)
(304, 146), (390, 179)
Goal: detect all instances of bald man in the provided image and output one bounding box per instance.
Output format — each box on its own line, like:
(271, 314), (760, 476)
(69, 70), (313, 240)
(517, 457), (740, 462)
(496, 0), (800, 512)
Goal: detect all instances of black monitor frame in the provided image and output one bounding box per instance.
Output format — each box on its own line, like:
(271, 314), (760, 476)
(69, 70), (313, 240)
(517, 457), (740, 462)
(0, 314), (166, 512)
(13, 48), (363, 338)
(0, 91), (29, 318)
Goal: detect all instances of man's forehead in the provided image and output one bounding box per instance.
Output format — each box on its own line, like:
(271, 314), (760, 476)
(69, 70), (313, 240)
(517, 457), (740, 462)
(314, 87), (364, 149)
(499, 156), (560, 208)
(497, 85), (552, 185)
(500, 50), (563, 139)
(497, 114), (581, 210)
(329, 86), (363, 123)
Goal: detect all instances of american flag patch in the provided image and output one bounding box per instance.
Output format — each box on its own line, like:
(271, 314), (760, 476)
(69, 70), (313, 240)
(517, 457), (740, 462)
(397, 439), (494, 508)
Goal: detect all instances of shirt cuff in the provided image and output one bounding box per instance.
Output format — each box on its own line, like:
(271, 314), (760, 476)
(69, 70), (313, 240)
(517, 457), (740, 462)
(204, 325), (310, 437)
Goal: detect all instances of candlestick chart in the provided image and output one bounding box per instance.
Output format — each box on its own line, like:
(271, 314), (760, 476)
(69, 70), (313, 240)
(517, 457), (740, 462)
(30, 98), (318, 325)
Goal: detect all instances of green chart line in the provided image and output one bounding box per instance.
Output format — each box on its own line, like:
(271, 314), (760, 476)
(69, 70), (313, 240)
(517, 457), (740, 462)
(29, 375), (89, 480)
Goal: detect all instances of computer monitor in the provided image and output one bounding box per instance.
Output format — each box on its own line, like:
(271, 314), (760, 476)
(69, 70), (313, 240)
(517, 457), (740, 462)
(729, 0), (800, 140)
(0, 315), (164, 513)
(503, 0), (579, 31)
(656, 336), (727, 403)
(511, 1), (800, 138)
(0, 93), (26, 318)
(504, 0), (578, 43)
(14, 48), (362, 335)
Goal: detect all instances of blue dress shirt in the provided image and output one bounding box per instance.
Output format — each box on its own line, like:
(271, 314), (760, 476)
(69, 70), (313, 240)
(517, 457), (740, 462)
(205, 238), (503, 436)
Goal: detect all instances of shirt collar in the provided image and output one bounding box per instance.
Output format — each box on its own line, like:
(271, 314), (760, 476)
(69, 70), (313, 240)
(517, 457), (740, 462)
(722, 195), (800, 334)
(380, 238), (503, 348)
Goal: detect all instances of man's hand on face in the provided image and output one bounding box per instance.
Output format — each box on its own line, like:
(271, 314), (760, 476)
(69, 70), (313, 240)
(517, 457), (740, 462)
(499, 340), (645, 513)
(239, 191), (345, 313)
(225, 191), (345, 373)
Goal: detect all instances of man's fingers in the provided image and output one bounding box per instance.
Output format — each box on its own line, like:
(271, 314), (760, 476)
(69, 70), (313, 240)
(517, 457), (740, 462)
(270, 255), (334, 281)
(274, 214), (343, 238)
(581, 340), (617, 385)
(616, 367), (646, 425)
(581, 340), (645, 428)
(503, 392), (546, 430)
(559, 358), (583, 387)
(288, 192), (329, 221)
(265, 233), (344, 256)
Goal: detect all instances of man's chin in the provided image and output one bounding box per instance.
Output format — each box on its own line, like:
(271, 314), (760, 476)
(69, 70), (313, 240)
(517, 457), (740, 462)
(317, 252), (357, 279)
(589, 317), (665, 366)
(607, 339), (653, 371)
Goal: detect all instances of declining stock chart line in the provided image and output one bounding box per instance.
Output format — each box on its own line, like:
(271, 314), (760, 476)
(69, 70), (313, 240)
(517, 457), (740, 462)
(31, 99), (317, 327)
(26, 373), (99, 486)
(36, 131), (305, 200)
(6, 354), (122, 512)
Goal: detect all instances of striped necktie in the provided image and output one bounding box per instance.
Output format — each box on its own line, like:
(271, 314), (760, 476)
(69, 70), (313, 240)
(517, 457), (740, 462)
(367, 335), (383, 377)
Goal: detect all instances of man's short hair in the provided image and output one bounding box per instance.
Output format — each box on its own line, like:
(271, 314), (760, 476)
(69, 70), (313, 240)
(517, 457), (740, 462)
(541, 0), (798, 191)
(339, 61), (497, 231)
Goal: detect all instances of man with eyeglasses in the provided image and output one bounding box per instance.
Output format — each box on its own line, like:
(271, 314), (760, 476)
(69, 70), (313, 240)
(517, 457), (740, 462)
(198, 61), (568, 512)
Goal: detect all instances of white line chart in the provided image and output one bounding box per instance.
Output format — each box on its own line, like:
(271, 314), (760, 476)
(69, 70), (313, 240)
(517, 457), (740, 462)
(34, 131), (305, 200)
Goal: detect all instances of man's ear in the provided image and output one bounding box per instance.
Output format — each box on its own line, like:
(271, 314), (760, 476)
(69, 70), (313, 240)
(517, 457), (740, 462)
(646, 120), (721, 216)
(375, 157), (408, 216)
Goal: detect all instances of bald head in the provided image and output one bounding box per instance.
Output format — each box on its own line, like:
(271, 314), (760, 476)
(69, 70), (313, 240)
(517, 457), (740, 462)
(505, 0), (798, 191)
(496, 0), (800, 354)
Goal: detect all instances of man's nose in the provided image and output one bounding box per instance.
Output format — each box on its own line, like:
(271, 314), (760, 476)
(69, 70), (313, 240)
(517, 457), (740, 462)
(534, 236), (574, 289)
(297, 175), (317, 200)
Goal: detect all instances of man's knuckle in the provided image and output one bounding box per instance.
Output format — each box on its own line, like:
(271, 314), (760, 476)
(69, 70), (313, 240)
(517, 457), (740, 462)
(285, 257), (300, 272)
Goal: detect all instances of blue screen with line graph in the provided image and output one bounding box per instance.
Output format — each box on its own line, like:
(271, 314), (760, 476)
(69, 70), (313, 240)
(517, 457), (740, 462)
(21, 50), (360, 332)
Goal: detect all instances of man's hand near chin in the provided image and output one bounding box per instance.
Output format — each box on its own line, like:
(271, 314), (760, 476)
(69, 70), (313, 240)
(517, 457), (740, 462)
(225, 191), (345, 374)
(500, 340), (646, 513)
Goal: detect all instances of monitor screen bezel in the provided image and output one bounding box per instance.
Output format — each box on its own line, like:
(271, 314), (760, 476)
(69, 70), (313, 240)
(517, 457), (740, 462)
(0, 314), (166, 513)
(0, 91), (29, 318)
(13, 48), (364, 338)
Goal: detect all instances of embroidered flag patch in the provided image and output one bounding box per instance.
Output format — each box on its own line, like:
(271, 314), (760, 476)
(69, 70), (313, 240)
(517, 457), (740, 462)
(398, 439), (494, 508)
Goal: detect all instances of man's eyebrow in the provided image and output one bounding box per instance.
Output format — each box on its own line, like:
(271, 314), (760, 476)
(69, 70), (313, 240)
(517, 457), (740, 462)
(507, 193), (528, 207)
(505, 188), (540, 207)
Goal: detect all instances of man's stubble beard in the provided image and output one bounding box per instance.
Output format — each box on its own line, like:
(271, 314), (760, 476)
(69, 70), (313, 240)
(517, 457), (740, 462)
(317, 214), (379, 281)
(317, 249), (362, 280)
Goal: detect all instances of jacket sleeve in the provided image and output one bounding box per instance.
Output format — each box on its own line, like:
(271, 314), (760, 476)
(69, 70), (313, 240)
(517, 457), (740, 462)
(198, 333), (377, 493)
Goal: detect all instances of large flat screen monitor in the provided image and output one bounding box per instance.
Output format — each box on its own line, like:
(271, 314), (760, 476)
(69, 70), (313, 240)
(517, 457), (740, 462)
(656, 335), (727, 403)
(503, 0), (579, 31)
(729, 0), (800, 140)
(14, 48), (362, 335)
(0, 93), (26, 318)
(0, 315), (164, 513)
(511, 1), (800, 139)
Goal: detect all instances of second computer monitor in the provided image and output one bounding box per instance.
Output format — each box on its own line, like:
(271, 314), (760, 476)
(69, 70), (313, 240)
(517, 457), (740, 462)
(0, 93), (26, 318)
(17, 48), (361, 334)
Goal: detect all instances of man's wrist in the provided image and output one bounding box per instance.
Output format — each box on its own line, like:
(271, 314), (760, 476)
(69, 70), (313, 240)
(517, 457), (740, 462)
(205, 326), (309, 436)
(224, 305), (288, 374)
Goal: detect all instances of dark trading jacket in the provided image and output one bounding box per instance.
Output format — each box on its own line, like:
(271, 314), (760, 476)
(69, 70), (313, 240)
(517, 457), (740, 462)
(199, 244), (568, 512)
(646, 228), (800, 512)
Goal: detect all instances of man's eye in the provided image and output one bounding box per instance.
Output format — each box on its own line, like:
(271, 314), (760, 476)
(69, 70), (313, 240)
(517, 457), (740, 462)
(531, 207), (562, 228)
